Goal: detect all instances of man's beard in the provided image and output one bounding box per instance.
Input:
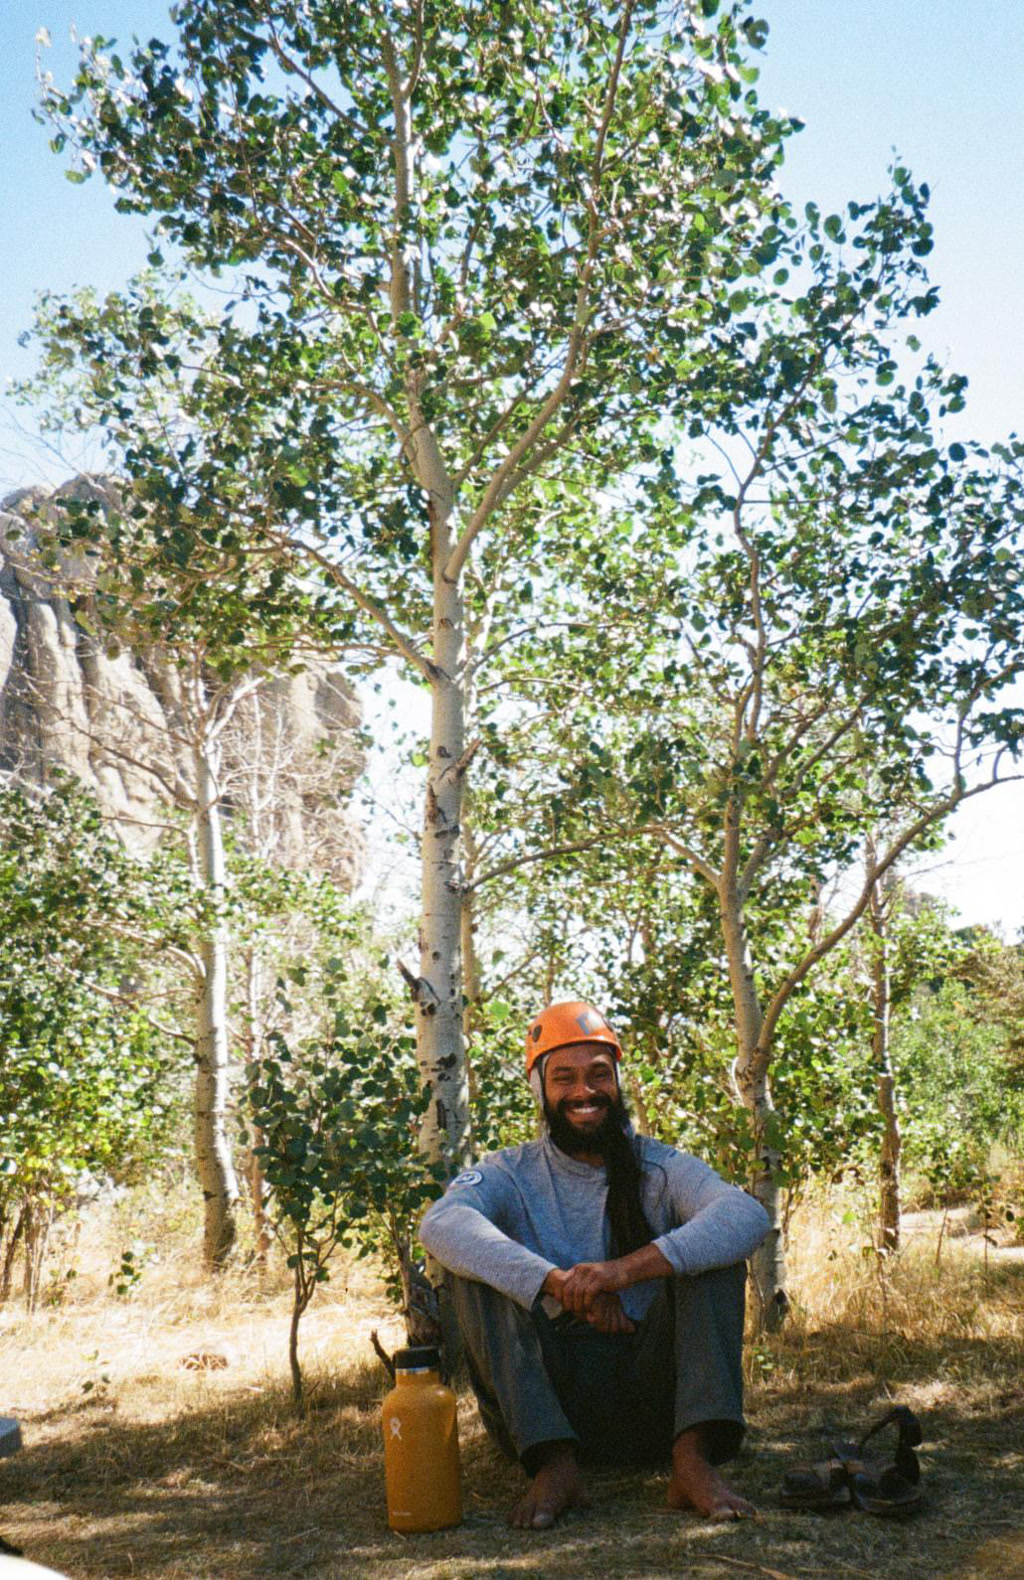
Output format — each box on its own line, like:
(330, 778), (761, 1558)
(544, 1091), (630, 1157)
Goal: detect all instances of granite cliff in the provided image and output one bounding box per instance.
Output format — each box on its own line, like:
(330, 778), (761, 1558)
(0, 482), (363, 885)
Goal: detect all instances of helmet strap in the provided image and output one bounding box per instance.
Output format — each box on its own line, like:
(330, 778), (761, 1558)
(528, 1048), (621, 1108)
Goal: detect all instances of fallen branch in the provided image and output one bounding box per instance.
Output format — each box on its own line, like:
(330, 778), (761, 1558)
(370, 1327), (396, 1383)
(708, 1557), (803, 1580)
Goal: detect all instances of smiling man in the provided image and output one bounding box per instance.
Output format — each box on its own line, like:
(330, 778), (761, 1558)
(419, 1000), (770, 1529)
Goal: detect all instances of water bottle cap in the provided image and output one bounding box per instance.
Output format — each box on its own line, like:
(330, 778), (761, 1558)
(394, 1345), (441, 1372)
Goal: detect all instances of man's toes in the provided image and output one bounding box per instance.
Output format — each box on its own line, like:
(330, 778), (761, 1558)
(509, 1498), (557, 1529)
(510, 1489), (582, 1530)
(709, 1496), (757, 1522)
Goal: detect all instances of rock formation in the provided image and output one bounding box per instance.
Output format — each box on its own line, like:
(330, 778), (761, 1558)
(0, 482), (363, 886)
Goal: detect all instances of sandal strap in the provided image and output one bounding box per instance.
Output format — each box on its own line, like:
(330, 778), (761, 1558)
(895, 1444), (921, 1485)
(857, 1405), (923, 1455)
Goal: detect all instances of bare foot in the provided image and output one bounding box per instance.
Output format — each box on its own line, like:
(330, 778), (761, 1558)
(667, 1430), (757, 1521)
(510, 1444), (587, 1530)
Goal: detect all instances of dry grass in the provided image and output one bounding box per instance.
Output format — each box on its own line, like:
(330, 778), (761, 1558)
(1, 1184), (1022, 1579)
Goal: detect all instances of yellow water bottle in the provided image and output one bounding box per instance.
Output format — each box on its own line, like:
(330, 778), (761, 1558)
(382, 1344), (462, 1532)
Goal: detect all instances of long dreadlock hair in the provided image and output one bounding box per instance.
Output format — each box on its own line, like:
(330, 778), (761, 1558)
(602, 1111), (654, 1257)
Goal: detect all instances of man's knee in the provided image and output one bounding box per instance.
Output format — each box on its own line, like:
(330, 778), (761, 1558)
(671, 1261), (747, 1330)
(444, 1275), (577, 1464)
(686, 1259), (748, 1298)
(446, 1273), (537, 1345)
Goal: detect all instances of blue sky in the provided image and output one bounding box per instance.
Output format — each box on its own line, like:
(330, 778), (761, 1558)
(2, 1), (1022, 930)
(758, 0), (1024, 451)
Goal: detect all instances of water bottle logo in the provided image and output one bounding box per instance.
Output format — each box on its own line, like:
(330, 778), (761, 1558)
(390, 1418), (402, 1440)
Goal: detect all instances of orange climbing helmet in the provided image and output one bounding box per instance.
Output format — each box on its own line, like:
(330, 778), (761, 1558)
(525, 1000), (622, 1077)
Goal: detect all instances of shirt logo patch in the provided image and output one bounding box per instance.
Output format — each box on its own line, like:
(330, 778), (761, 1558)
(450, 1169), (484, 1188)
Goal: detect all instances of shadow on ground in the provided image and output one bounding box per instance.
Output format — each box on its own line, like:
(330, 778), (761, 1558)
(2, 1324), (1023, 1578)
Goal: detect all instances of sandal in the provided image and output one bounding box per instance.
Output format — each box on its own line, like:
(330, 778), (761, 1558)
(780, 1455), (852, 1511)
(832, 1405), (923, 1517)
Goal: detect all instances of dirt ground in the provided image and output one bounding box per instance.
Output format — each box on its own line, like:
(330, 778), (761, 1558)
(1, 1203), (1021, 1579)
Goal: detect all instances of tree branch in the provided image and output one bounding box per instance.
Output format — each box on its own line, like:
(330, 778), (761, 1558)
(470, 826), (642, 891)
(645, 823), (720, 888)
(261, 525), (435, 683)
(443, 4), (636, 584)
(754, 768), (1024, 1074)
(381, 33), (413, 326)
(86, 976), (197, 1044)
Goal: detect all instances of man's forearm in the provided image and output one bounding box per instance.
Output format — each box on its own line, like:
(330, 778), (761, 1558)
(553, 1238), (679, 1314)
(543, 1243), (673, 1310)
(608, 1242), (674, 1288)
(420, 1200), (556, 1310)
(541, 1269), (636, 1333)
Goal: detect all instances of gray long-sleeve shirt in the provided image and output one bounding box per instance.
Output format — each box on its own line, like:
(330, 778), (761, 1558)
(420, 1132), (770, 1323)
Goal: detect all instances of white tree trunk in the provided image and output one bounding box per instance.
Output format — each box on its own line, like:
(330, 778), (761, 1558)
(460, 820), (483, 1016)
(383, 32), (471, 1178)
(875, 965), (901, 1253)
(193, 742), (239, 1267)
(416, 529), (472, 1171)
(244, 945), (271, 1263)
(459, 815), (485, 1120)
(719, 882), (788, 1330)
(868, 856), (901, 1252)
